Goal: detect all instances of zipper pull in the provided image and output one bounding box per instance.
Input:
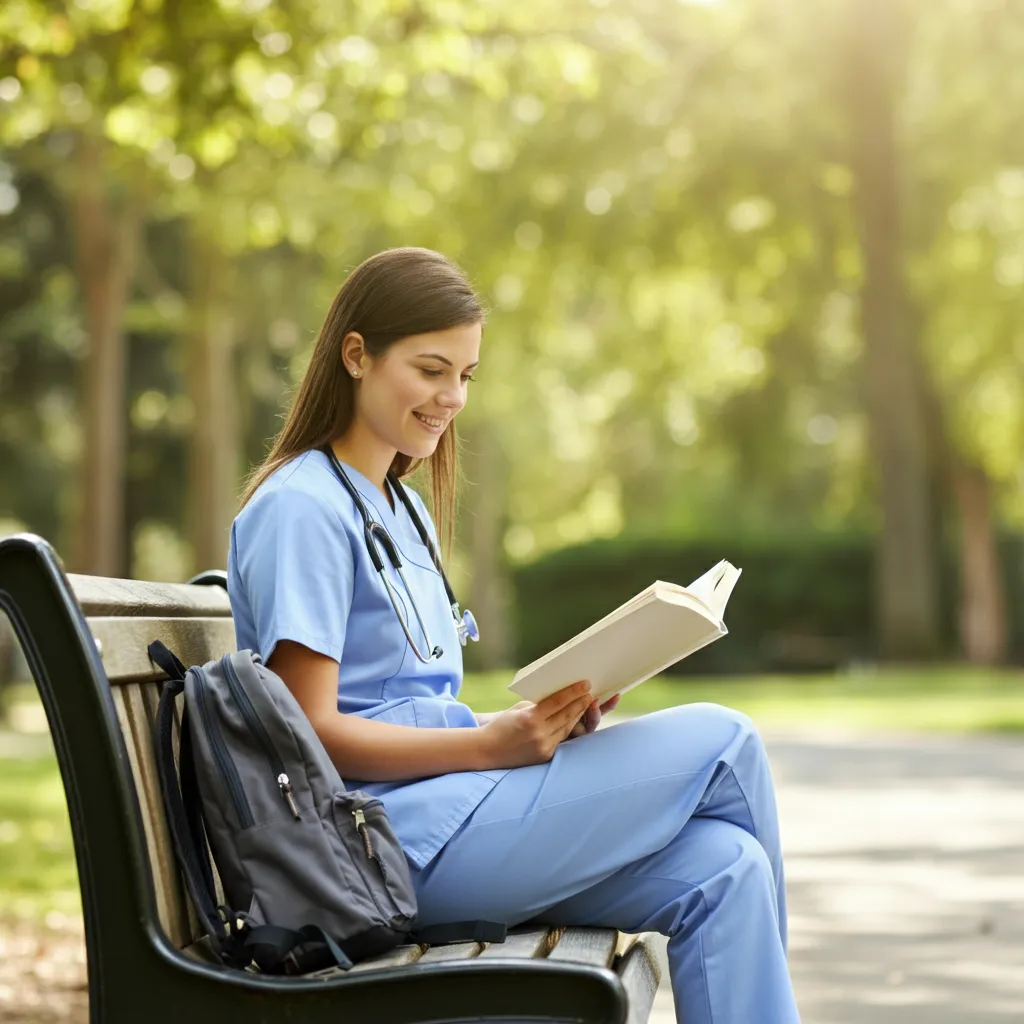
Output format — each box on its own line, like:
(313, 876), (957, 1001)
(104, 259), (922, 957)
(352, 808), (374, 859)
(277, 774), (300, 819)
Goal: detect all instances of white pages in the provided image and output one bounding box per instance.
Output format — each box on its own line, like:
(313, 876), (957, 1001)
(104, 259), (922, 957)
(508, 560), (742, 705)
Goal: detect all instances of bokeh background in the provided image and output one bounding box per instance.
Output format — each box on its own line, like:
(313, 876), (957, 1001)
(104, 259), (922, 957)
(1, 0), (1024, 1021)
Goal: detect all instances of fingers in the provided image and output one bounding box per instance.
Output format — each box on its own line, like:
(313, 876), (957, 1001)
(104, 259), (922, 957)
(599, 694), (620, 714)
(536, 679), (591, 717)
(551, 693), (593, 738)
(566, 702), (599, 741)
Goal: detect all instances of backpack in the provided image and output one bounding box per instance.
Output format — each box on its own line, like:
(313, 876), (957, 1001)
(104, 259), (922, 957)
(148, 642), (504, 975)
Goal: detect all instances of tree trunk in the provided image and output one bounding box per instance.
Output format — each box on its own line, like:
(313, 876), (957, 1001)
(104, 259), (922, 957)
(845, 0), (940, 658)
(912, 329), (1008, 666)
(187, 236), (239, 573)
(70, 135), (139, 577)
(461, 421), (513, 670)
(950, 460), (1006, 664)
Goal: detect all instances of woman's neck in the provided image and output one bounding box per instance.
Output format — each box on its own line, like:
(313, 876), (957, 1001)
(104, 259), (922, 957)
(330, 430), (396, 511)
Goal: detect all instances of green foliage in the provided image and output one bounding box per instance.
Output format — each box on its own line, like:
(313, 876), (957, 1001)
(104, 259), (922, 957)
(0, 0), (1023, 654)
(0, 167), (77, 552)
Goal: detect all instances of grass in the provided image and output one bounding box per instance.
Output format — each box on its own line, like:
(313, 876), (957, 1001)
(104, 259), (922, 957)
(1, 664), (1022, 912)
(0, 756), (79, 916)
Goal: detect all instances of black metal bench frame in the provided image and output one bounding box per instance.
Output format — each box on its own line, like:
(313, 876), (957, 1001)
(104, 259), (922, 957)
(0, 533), (640, 1024)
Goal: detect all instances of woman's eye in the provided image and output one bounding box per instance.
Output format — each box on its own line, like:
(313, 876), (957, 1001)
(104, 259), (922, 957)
(420, 368), (477, 383)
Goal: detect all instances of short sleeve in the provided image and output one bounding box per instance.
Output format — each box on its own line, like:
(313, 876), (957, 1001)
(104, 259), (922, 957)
(234, 486), (354, 664)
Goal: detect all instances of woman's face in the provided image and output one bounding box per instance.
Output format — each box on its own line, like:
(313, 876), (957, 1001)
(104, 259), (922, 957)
(355, 321), (481, 458)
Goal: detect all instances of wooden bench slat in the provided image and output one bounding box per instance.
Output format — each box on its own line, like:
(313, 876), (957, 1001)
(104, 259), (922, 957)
(477, 925), (554, 959)
(547, 927), (618, 967)
(416, 941), (482, 963)
(347, 944), (425, 973)
(112, 686), (190, 947)
(89, 617), (237, 683)
(616, 936), (662, 1024)
(70, 574), (232, 618)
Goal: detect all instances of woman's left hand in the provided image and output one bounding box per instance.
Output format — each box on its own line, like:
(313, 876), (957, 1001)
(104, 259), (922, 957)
(568, 694), (620, 738)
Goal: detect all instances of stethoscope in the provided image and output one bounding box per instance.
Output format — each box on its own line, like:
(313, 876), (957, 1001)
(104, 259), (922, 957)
(321, 445), (480, 663)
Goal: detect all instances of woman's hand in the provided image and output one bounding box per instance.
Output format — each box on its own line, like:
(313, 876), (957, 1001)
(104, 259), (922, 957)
(475, 681), (594, 769)
(568, 694), (621, 738)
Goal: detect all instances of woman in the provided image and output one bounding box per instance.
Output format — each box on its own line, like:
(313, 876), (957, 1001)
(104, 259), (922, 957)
(227, 247), (801, 1023)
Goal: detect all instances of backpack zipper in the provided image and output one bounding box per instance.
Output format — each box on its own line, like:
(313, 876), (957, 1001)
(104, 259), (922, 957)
(222, 656), (301, 820)
(192, 667), (255, 829)
(352, 803), (389, 883)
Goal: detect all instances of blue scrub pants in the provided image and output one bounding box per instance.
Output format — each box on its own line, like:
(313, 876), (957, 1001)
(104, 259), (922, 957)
(411, 704), (800, 1024)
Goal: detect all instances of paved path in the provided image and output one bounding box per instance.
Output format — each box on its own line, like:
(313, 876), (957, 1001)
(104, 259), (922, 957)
(648, 728), (1024, 1022)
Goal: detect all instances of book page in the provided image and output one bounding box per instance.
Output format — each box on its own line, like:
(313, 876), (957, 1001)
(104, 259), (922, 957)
(686, 561), (741, 618)
(710, 563), (742, 617)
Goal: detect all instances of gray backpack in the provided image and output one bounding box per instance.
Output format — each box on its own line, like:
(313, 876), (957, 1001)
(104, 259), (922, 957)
(149, 642), (503, 974)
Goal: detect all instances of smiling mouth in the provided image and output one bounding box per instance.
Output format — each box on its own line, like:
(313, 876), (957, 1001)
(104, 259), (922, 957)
(414, 412), (446, 431)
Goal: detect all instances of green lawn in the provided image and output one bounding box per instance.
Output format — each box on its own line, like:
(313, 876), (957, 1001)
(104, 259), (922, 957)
(0, 756), (79, 916)
(1, 664), (1022, 914)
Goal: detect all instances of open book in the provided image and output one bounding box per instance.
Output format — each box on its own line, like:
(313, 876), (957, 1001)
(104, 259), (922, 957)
(508, 560), (742, 705)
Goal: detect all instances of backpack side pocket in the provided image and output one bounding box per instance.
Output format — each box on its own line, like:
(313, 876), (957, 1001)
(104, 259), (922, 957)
(331, 794), (417, 929)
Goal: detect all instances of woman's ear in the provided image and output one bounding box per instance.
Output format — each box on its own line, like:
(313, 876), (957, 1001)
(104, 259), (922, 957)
(341, 331), (367, 378)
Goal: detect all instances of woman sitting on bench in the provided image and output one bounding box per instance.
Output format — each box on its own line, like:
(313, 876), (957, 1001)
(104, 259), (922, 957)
(227, 247), (801, 1024)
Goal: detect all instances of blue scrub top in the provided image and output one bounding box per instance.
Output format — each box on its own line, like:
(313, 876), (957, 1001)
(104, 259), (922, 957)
(227, 448), (505, 868)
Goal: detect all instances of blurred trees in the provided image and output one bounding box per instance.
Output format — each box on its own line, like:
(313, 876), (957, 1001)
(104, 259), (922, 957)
(1, 0), (1023, 667)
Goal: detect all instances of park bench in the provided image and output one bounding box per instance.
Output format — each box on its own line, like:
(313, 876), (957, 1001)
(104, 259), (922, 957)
(0, 533), (661, 1024)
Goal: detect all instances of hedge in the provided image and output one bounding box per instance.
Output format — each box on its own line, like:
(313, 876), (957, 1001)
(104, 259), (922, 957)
(509, 533), (1024, 674)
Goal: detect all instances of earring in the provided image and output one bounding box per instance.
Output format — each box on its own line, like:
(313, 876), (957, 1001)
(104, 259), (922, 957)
(352, 370), (361, 378)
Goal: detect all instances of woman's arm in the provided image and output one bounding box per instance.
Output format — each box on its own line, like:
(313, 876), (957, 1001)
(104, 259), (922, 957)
(268, 640), (594, 780)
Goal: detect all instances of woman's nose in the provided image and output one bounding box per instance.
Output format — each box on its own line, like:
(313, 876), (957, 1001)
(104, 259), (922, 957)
(437, 380), (465, 410)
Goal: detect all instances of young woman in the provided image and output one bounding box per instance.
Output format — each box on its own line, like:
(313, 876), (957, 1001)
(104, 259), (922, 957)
(227, 247), (801, 1023)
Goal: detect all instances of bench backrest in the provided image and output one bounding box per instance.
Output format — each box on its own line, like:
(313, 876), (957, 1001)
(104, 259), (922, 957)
(69, 573), (236, 950)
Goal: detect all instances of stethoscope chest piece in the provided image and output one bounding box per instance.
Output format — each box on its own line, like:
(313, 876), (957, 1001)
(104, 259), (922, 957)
(457, 607), (480, 646)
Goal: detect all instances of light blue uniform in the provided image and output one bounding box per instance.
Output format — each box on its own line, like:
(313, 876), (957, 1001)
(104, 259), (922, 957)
(227, 448), (800, 1023)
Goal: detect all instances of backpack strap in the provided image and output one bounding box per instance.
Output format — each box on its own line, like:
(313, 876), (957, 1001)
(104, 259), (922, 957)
(176, 703), (219, 903)
(148, 639), (188, 682)
(151, 657), (231, 954)
(232, 922), (352, 975)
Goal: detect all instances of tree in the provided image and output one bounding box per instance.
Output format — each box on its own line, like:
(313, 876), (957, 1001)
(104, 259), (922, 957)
(841, 0), (940, 657)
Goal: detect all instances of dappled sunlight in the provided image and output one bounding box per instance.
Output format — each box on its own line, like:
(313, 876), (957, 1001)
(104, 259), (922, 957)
(767, 733), (1024, 1023)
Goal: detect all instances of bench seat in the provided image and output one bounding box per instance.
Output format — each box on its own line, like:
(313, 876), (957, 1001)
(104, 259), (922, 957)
(0, 534), (661, 1024)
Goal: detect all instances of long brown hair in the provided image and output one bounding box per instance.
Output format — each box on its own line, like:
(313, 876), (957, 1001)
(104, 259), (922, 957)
(241, 248), (484, 558)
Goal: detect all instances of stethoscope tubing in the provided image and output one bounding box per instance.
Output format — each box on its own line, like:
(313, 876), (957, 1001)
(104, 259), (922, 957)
(320, 445), (475, 662)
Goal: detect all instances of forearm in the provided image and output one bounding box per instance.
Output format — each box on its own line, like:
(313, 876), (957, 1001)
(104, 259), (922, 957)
(309, 709), (491, 781)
